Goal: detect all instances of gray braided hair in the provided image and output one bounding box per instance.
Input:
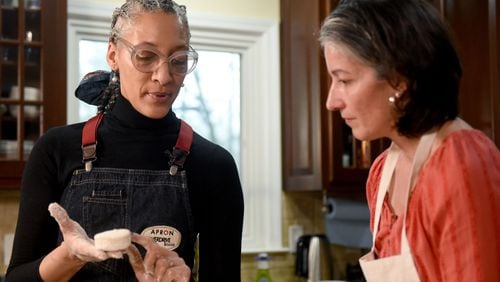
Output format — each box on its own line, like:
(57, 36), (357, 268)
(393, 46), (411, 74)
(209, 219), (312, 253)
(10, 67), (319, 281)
(109, 0), (191, 43)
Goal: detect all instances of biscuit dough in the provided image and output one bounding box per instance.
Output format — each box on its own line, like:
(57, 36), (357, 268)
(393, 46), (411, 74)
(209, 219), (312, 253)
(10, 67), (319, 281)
(94, 229), (131, 251)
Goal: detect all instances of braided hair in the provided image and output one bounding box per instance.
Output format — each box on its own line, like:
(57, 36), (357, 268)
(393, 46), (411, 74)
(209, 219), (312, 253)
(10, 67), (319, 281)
(97, 71), (120, 114)
(109, 0), (190, 44)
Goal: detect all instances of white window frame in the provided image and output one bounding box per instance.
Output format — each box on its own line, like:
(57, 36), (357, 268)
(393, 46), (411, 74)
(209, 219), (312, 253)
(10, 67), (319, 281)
(67, 0), (284, 253)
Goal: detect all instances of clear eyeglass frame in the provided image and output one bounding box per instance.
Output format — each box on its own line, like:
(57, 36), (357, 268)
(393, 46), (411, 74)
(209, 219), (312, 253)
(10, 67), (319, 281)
(116, 37), (198, 75)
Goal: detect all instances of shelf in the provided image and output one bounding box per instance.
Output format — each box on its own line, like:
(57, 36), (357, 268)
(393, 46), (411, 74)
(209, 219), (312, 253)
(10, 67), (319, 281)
(0, 6), (19, 11)
(0, 0), (67, 190)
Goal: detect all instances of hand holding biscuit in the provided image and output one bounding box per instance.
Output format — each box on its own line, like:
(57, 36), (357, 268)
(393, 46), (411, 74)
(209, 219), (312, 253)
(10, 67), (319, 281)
(48, 202), (127, 262)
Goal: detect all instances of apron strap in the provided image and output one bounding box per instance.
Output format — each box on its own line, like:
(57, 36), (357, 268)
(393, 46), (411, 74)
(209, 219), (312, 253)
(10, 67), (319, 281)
(371, 131), (437, 254)
(169, 120), (193, 175)
(400, 132), (436, 252)
(81, 114), (193, 175)
(371, 144), (399, 250)
(81, 113), (105, 172)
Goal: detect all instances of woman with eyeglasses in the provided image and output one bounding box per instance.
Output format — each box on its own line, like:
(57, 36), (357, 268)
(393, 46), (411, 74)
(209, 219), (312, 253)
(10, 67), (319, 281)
(6, 1), (244, 281)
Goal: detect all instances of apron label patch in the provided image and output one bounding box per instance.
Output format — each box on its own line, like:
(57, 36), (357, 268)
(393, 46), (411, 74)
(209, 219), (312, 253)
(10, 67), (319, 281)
(141, 225), (182, 250)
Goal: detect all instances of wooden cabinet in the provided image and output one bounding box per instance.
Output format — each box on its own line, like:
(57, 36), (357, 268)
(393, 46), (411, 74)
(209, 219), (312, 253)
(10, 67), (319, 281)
(281, 0), (386, 198)
(432, 0), (500, 146)
(0, 0), (66, 189)
(280, 0), (325, 193)
(281, 0), (499, 197)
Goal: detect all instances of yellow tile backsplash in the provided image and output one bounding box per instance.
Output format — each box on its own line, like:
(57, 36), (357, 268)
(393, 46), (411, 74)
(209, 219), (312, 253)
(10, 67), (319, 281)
(243, 191), (365, 282)
(0, 190), (20, 275)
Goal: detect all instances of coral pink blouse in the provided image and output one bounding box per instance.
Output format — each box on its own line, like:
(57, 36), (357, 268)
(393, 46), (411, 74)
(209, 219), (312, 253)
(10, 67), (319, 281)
(366, 129), (500, 282)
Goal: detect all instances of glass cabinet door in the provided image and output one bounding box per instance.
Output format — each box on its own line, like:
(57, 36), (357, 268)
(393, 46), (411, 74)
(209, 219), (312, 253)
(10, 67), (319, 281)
(0, 0), (42, 161)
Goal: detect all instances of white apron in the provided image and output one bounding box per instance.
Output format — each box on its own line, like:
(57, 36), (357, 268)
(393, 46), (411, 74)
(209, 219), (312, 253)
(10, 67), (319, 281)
(359, 131), (437, 282)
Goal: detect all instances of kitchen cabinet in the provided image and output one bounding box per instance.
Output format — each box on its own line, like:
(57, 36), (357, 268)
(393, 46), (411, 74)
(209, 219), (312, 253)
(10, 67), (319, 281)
(281, 0), (499, 197)
(431, 0), (500, 146)
(281, 0), (387, 198)
(0, 0), (66, 189)
(280, 0), (325, 193)
(280, 0), (389, 198)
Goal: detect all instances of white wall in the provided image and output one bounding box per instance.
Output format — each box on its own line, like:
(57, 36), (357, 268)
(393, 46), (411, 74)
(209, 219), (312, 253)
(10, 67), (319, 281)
(93, 0), (280, 20)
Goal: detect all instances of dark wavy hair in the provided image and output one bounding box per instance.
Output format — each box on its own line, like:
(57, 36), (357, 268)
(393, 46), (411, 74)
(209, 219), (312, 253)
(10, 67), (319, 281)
(319, 0), (462, 137)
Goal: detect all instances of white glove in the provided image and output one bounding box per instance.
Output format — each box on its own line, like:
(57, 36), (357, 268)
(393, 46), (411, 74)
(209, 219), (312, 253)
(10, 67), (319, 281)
(48, 202), (125, 262)
(127, 233), (191, 282)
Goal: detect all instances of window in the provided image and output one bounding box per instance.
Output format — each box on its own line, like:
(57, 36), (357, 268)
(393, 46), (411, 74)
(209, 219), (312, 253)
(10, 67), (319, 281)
(68, 0), (283, 253)
(175, 50), (241, 165)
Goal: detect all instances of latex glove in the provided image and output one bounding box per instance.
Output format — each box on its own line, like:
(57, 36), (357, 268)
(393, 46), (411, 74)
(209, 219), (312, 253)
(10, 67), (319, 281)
(127, 233), (191, 282)
(48, 202), (125, 262)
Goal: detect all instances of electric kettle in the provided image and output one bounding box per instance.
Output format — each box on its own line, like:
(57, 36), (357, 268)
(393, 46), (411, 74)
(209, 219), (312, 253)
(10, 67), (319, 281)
(295, 234), (333, 281)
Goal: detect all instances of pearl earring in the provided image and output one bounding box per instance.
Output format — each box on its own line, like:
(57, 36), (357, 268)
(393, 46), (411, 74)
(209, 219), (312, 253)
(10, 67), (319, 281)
(388, 92), (400, 103)
(110, 70), (119, 83)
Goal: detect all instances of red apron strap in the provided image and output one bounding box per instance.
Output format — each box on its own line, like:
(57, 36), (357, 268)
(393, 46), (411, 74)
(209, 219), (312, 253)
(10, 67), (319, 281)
(169, 120), (193, 175)
(81, 114), (192, 175)
(176, 120), (193, 153)
(81, 113), (104, 172)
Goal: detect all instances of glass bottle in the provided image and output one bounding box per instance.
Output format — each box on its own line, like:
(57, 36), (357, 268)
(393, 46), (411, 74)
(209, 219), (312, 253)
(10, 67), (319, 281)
(255, 253), (272, 282)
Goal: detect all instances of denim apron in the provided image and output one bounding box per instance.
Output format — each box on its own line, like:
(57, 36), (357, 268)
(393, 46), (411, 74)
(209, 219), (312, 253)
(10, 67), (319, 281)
(359, 131), (437, 282)
(59, 114), (195, 282)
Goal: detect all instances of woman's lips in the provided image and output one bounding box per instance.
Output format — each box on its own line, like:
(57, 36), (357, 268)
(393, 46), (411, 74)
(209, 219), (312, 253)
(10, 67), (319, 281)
(343, 117), (355, 126)
(147, 92), (173, 102)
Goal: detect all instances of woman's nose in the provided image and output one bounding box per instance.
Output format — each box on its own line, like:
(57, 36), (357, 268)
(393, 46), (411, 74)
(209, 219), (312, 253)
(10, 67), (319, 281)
(325, 86), (344, 111)
(151, 61), (174, 85)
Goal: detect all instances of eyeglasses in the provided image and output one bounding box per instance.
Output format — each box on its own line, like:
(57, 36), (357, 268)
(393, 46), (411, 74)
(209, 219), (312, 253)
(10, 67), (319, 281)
(116, 37), (198, 75)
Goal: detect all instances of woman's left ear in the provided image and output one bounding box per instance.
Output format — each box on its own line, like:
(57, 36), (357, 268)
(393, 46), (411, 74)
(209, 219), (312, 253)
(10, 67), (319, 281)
(106, 42), (118, 70)
(392, 75), (408, 95)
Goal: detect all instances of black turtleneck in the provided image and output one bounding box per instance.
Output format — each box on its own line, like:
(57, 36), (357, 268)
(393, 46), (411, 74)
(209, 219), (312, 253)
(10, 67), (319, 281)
(7, 95), (244, 282)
